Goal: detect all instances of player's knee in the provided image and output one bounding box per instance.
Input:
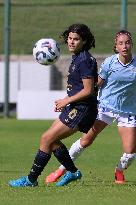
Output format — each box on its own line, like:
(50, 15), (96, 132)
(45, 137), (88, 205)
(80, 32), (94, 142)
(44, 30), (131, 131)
(80, 135), (95, 148)
(40, 132), (52, 146)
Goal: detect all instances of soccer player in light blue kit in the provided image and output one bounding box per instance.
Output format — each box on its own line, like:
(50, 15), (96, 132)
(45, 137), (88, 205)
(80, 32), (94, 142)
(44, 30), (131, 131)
(46, 30), (136, 185)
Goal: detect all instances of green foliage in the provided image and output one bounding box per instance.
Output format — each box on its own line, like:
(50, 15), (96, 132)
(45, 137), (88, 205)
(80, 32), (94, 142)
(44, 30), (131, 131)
(0, 118), (136, 205)
(0, 0), (136, 54)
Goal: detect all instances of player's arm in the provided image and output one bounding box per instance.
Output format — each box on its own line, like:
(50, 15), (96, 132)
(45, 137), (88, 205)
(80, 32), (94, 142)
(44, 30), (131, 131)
(97, 76), (105, 87)
(55, 77), (94, 109)
(68, 77), (94, 103)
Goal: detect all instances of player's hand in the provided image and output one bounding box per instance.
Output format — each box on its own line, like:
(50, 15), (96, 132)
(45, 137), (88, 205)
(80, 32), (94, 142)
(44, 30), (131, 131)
(54, 106), (63, 112)
(55, 98), (69, 110)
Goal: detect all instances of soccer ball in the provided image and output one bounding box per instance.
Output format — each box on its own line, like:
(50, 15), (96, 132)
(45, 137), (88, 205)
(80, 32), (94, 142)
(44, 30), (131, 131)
(33, 38), (60, 65)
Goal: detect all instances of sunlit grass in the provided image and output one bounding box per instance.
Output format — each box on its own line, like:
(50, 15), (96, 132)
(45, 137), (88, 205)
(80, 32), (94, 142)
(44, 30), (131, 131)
(0, 119), (136, 205)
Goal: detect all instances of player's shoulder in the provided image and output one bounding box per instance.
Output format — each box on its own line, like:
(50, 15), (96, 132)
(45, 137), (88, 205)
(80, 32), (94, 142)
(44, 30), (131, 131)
(101, 54), (117, 69)
(78, 50), (96, 63)
(103, 54), (117, 65)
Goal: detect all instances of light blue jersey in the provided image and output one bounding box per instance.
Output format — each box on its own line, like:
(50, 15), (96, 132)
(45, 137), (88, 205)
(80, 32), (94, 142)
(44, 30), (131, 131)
(98, 54), (136, 115)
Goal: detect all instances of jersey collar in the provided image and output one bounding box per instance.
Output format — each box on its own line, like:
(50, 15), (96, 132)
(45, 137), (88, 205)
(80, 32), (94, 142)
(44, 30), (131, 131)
(116, 54), (134, 67)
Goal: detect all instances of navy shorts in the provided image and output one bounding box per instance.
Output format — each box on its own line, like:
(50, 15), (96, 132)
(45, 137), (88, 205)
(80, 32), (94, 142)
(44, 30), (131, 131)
(59, 99), (98, 133)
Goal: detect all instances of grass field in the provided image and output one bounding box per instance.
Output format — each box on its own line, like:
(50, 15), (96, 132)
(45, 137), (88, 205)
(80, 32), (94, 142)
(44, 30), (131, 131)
(0, 118), (136, 205)
(0, 0), (136, 54)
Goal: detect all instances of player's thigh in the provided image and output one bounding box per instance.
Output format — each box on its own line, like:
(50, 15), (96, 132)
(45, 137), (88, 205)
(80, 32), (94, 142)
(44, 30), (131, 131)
(80, 119), (108, 147)
(42, 118), (77, 143)
(118, 126), (136, 153)
(50, 118), (60, 129)
(92, 119), (108, 134)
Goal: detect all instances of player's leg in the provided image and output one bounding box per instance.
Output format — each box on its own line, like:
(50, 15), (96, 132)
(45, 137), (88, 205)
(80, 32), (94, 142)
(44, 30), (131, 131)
(55, 119), (108, 186)
(51, 102), (98, 186)
(47, 120), (82, 186)
(9, 119), (81, 187)
(115, 120), (136, 184)
(45, 138), (84, 183)
(46, 119), (108, 183)
(54, 104), (97, 186)
(65, 118), (107, 164)
(45, 107), (112, 183)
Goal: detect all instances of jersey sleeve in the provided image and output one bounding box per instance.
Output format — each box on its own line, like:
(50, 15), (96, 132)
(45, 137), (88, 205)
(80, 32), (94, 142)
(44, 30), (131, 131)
(99, 57), (111, 80)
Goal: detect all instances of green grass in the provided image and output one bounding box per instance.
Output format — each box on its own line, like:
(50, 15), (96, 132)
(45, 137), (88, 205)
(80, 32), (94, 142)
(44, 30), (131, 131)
(0, 0), (136, 54)
(0, 118), (136, 205)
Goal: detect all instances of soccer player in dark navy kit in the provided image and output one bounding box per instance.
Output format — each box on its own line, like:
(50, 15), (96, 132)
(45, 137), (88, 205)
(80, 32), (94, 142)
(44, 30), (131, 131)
(9, 23), (98, 187)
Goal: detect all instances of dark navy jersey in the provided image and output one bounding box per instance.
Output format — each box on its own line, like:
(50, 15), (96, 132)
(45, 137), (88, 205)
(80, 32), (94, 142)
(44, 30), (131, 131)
(67, 50), (98, 103)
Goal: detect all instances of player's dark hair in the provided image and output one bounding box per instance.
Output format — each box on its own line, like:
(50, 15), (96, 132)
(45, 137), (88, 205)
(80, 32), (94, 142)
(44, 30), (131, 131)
(60, 23), (95, 51)
(113, 30), (133, 53)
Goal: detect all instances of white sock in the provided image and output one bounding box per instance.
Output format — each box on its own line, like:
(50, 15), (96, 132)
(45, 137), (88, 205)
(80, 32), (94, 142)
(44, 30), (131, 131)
(116, 153), (136, 171)
(59, 139), (84, 170)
